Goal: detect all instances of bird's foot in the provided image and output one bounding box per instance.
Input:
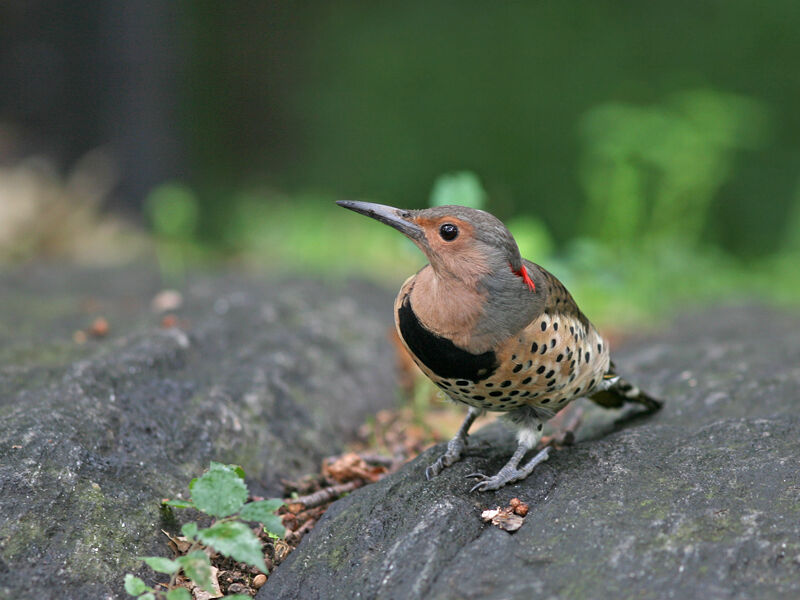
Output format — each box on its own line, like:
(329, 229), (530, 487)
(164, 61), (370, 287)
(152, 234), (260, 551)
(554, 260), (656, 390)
(425, 435), (468, 479)
(467, 446), (551, 492)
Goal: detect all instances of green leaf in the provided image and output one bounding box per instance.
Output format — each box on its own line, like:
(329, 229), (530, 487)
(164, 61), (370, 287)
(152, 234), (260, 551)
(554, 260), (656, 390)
(140, 594), (155, 600)
(198, 520), (267, 573)
(223, 595), (253, 600)
(177, 550), (214, 593)
(190, 464), (248, 518)
(140, 556), (180, 575)
(124, 574), (147, 595)
(239, 499), (284, 523)
(208, 461), (245, 480)
(181, 522), (199, 539)
(260, 514), (286, 539)
(163, 499), (194, 509)
(166, 588), (192, 600)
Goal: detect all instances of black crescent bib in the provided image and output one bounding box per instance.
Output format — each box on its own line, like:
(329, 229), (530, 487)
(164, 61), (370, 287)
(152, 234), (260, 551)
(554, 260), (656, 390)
(397, 294), (498, 383)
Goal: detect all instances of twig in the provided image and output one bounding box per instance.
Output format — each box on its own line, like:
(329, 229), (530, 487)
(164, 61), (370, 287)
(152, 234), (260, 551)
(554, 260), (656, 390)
(287, 480), (361, 509)
(356, 453), (397, 467)
(286, 518), (317, 545)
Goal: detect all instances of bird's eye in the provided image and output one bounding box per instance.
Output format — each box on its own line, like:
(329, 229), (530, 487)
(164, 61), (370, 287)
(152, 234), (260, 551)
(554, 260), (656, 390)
(439, 223), (459, 241)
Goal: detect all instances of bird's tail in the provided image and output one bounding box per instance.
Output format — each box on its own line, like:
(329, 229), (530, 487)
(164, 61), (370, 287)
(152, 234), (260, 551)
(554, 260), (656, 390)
(589, 362), (663, 413)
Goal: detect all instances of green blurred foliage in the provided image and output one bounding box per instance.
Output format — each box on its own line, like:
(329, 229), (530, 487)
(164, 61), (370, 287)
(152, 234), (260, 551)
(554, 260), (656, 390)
(221, 191), (424, 281)
(156, 2), (800, 325)
(578, 89), (771, 247)
(145, 183), (199, 240)
(144, 182), (205, 283)
(157, 164), (800, 328)
(430, 172), (487, 209)
(181, 0), (800, 261)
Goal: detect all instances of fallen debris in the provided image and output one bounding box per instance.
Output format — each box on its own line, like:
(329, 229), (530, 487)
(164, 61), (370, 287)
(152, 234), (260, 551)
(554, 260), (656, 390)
(481, 498), (530, 532)
(151, 289), (184, 313)
(88, 316), (110, 337)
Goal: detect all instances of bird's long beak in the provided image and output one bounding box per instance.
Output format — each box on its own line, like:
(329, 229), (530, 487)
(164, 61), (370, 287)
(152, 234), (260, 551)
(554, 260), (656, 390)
(336, 200), (425, 242)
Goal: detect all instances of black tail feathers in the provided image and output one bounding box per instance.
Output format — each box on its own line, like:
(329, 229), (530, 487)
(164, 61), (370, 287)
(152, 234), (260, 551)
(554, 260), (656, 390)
(589, 365), (663, 413)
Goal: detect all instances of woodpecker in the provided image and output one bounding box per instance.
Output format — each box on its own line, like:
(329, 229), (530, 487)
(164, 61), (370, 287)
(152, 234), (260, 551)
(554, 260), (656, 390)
(337, 201), (662, 492)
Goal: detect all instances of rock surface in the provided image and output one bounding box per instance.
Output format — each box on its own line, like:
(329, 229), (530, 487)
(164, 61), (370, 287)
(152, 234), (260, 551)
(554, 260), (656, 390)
(0, 266), (396, 599)
(261, 306), (800, 600)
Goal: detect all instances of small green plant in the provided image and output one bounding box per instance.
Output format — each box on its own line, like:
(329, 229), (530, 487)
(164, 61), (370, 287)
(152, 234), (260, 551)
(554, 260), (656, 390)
(124, 462), (285, 600)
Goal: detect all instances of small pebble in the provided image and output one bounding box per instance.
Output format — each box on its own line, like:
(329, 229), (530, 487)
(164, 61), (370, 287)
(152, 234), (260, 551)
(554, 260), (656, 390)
(88, 317), (109, 337)
(253, 574), (267, 588)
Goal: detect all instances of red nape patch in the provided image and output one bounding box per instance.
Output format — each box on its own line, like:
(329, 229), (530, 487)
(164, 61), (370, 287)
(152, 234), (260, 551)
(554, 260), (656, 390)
(511, 264), (536, 292)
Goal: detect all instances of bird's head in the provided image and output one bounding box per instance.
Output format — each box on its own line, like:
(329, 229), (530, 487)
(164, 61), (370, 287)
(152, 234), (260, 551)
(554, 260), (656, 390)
(336, 200), (536, 292)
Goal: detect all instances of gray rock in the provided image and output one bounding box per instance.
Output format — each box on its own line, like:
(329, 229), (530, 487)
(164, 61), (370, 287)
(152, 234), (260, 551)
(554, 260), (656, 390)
(0, 266), (396, 599)
(261, 306), (800, 600)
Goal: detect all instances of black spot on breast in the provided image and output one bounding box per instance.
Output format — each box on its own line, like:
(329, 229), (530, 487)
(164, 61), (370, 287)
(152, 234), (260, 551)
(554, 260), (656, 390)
(512, 364), (523, 373)
(398, 295), (498, 382)
(501, 380), (512, 388)
(489, 391), (504, 397)
(522, 376), (532, 384)
(537, 365), (546, 374)
(530, 342), (538, 353)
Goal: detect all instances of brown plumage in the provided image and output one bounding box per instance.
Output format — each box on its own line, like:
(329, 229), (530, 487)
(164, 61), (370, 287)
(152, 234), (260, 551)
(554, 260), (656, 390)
(337, 200), (662, 492)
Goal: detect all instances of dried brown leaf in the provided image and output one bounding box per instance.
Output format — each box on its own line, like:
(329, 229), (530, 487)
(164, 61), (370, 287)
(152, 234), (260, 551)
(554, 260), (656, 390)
(481, 506), (525, 532)
(322, 452), (387, 484)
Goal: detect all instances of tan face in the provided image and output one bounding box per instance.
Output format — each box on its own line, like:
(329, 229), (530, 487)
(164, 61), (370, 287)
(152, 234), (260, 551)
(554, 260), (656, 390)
(412, 215), (491, 282)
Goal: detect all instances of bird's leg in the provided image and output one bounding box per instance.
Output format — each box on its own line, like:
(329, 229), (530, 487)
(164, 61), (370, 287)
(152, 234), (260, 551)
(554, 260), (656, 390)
(425, 407), (483, 480)
(467, 425), (550, 492)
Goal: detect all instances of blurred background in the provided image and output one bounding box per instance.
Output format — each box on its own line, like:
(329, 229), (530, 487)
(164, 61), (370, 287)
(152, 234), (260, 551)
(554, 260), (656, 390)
(2, 0), (800, 327)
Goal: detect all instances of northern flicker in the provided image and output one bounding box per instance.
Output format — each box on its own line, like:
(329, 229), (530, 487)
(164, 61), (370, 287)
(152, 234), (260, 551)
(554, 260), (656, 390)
(337, 200), (662, 492)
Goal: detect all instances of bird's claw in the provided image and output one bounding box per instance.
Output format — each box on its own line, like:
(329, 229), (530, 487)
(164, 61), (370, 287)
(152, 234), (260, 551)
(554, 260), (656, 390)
(466, 446), (552, 492)
(467, 473), (506, 493)
(425, 436), (468, 480)
(425, 459), (445, 480)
